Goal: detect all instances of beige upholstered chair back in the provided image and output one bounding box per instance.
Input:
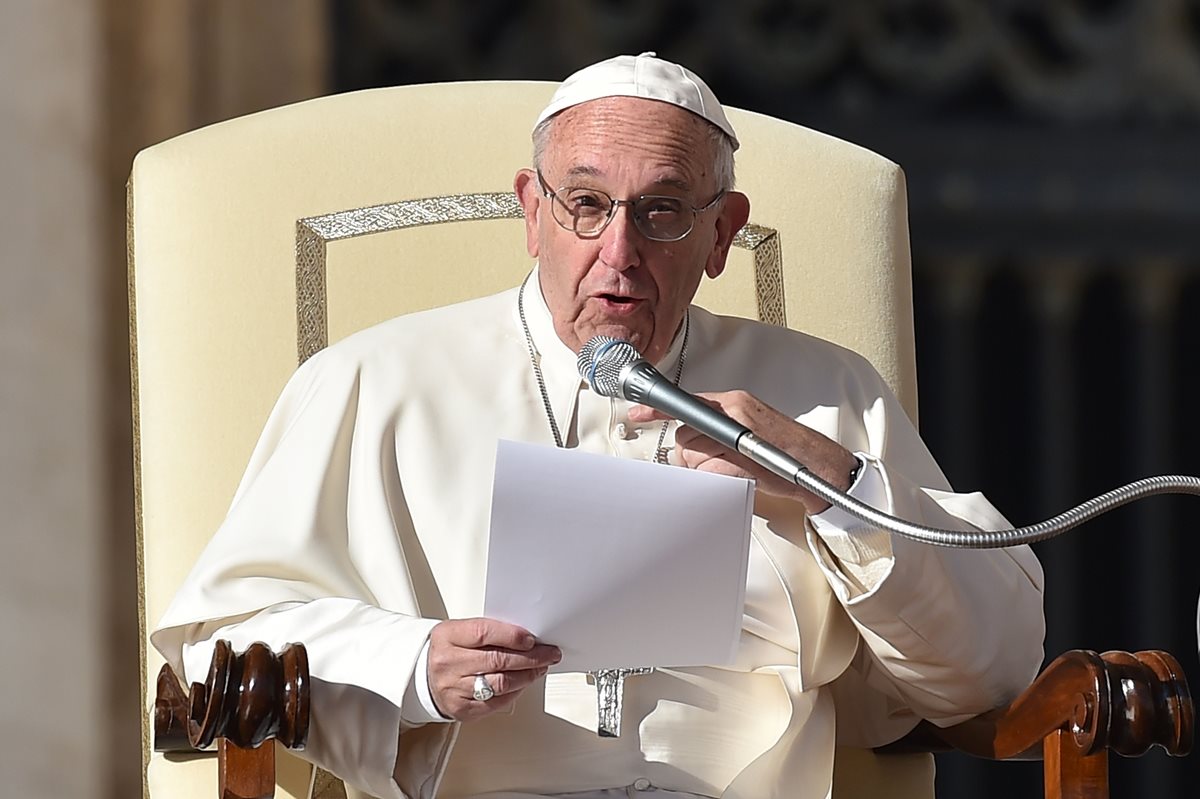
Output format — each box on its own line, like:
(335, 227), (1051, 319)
(130, 81), (928, 799)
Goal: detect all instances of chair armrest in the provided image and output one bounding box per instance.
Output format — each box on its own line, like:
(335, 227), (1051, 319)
(154, 640), (311, 752)
(877, 649), (1193, 799)
(154, 659), (194, 753)
(157, 644), (1192, 799)
(154, 641), (311, 799)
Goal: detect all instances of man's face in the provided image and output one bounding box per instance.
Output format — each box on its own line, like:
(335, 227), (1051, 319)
(515, 97), (749, 363)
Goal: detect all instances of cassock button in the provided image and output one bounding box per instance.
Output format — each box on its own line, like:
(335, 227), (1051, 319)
(614, 423), (639, 440)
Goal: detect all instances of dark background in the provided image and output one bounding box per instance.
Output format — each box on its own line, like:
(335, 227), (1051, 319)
(330, 1), (1200, 795)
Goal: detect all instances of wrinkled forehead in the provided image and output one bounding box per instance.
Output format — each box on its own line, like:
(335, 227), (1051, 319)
(543, 96), (721, 191)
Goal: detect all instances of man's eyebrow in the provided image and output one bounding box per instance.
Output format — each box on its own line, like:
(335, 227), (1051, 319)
(562, 166), (693, 193)
(563, 165), (603, 180)
(653, 176), (692, 192)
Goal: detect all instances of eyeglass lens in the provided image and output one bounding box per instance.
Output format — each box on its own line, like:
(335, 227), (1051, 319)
(554, 188), (691, 241)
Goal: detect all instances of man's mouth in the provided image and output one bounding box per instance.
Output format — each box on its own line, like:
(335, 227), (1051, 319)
(595, 293), (644, 314)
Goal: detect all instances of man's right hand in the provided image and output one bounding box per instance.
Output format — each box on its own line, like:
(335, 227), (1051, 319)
(426, 617), (561, 721)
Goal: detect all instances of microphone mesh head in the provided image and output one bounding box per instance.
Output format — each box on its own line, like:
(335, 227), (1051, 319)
(577, 336), (644, 397)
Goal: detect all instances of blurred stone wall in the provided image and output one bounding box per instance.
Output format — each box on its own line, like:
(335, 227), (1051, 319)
(0, 2), (328, 796)
(1, 3), (106, 796)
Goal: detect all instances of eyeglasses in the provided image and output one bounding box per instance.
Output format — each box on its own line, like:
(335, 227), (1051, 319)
(537, 169), (725, 243)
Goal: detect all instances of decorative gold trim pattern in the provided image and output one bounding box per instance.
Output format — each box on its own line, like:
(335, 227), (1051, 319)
(296, 192), (785, 362)
(312, 767), (349, 799)
(297, 193), (525, 362)
(735, 222), (786, 328)
(296, 222), (330, 365)
(129, 176), (151, 799)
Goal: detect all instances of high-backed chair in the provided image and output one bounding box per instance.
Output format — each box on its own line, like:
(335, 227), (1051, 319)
(130, 80), (921, 799)
(129, 82), (1188, 799)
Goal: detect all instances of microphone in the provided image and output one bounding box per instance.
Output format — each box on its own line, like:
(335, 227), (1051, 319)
(576, 334), (1200, 549)
(576, 336), (811, 485)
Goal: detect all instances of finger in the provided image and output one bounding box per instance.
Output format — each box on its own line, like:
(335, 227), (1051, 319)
(470, 666), (549, 699)
(673, 424), (740, 465)
(628, 403), (670, 423)
(460, 643), (562, 676)
(427, 641), (559, 694)
(433, 617), (538, 650)
(628, 393), (729, 424)
(674, 424), (833, 508)
(433, 681), (521, 721)
(442, 667), (548, 722)
(676, 440), (756, 479)
(673, 425), (792, 486)
(464, 690), (520, 719)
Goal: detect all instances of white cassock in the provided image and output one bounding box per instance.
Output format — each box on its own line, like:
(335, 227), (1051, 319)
(152, 268), (1045, 799)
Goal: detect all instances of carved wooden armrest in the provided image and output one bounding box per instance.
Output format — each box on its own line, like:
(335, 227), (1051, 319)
(156, 643), (1192, 799)
(878, 649), (1194, 799)
(155, 640), (310, 799)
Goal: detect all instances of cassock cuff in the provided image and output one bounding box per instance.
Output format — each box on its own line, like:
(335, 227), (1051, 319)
(402, 638), (454, 725)
(806, 453), (895, 594)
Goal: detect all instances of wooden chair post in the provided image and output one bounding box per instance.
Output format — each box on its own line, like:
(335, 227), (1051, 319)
(219, 739), (276, 799)
(154, 641), (310, 799)
(1043, 728), (1109, 799)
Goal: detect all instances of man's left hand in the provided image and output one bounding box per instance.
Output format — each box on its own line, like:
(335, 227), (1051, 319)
(628, 390), (857, 515)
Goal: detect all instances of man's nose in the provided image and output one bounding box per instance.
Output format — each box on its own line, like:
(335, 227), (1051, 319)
(598, 202), (641, 271)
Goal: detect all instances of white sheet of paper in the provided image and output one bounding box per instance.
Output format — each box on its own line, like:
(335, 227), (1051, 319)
(484, 439), (754, 672)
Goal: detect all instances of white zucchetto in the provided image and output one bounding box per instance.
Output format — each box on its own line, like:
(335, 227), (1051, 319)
(535, 52), (740, 150)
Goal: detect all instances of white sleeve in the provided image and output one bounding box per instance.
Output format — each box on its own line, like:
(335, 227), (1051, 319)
(807, 453), (894, 594)
(403, 640), (454, 725)
(803, 378), (1045, 728)
(151, 348), (460, 799)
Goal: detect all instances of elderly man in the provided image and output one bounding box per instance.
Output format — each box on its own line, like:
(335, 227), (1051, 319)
(153, 54), (1044, 799)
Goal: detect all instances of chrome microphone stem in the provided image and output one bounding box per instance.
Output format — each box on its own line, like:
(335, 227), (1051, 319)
(619, 361), (750, 450)
(579, 334), (1200, 550)
(735, 432), (803, 483)
(741, 432), (1200, 551)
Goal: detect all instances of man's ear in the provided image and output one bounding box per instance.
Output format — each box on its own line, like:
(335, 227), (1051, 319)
(705, 191), (751, 279)
(514, 169), (541, 258)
